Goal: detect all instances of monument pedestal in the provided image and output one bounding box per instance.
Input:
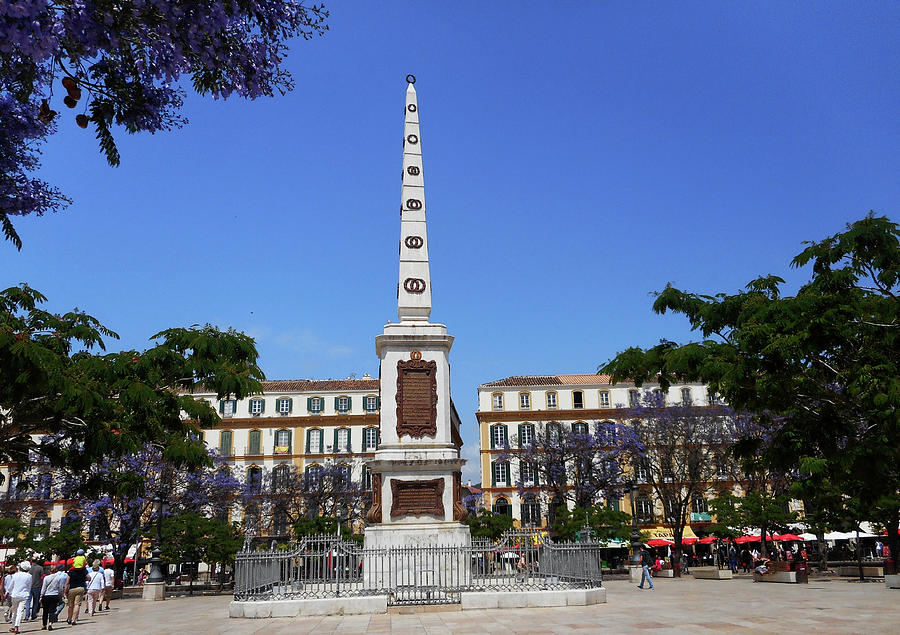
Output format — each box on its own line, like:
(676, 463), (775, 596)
(364, 523), (472, 590)
(141, 582), (165, 601)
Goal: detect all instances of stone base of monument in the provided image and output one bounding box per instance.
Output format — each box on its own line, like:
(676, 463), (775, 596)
(229, 595), (388, 618)
(363, 522), (472, 590)
(692, 567), (733, 580)
(885, 575), (900, 589)
(141, 582), (165, 601)
(629, 566), (642, 583)
(460, 587), (605, 609)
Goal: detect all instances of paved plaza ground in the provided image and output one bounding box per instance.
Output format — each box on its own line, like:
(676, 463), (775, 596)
(11, 576), (898, 634)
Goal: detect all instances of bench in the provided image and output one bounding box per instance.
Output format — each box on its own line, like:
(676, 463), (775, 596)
(837, 566), (883, 577)
(692, 567), (732, 580)
(655, 569), (675, 578)
(754, 571), (800, 584)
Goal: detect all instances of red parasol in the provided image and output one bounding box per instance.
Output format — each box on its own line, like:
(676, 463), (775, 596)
(681, 537), (699, 545)
(774, 533), (803, 541)
(698, 536), (718, 544)
(646, 538), (675, 547)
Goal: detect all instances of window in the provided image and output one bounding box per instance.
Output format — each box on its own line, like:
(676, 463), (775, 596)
(547, 422), (561, 443)
(88, 515), (106, 541)
(38, 473), (52, 499)
(248, 429), (262, 455)
(520, 460), (537, 487)
(572, 391), (584, 409)
(277, 397), (292, 415)
(365, 395), (379, 412)
(244, 505), (259, 533)
(335, 428), (351, 453)
(492, 497), (511, 517)
(364, 427), (379, 451)
(490, 424), (508, 449)
(707, 389), (721, 405)
(628, 389), (640, 407)
(307, 429), (323, 454)
(272, 464), (290, 493)
(691, 495), (708, 514)
(521, 495), (541, 526)
(491, 460), (510, 486)
(220, 399), (236, 417)
(681, 387), (693, 405)
(572, 421), (588, 435)
(362, 465), (372, 490)
(651, 388), (665, 405)
(599, 421), (618, 445)
(635, 497), (653, 523)
(596, 390), (610, 408)
(219, 430), (233, 456)
(546, 391), (557, 409)
(31, 512), (50, 541)
(308, 397), (323, 413)
(272, 507), (289, 536)
(662, 458), (674, 481)
(336, 396), (350, 413)
(715, 457), (729, 479)
(249, 399), (264, 416)
(305, 464), (322, 488)
(518, 423), (535, 448)
(519, 392), (531, 410)
(247, 466), (262, 494)
(274, 429), (291, 454)
(634, 460), (649, 483)
(548, 497), (565, 525)
(491, 393), (504, 411)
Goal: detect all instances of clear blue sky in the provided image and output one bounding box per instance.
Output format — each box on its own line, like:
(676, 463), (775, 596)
(5, 2), (899, 482)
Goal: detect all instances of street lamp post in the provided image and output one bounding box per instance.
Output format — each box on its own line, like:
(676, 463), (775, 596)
(627, 482), (641, 565)
(146, 494), (166, 584)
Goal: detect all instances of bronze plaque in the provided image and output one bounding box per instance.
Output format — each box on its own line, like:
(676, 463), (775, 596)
(396, 359), (437, 438)
(390, 478), (444, 519)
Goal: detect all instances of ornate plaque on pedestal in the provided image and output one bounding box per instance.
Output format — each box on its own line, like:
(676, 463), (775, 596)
(396, 359), (437, 438)
(366, 473), (383, 524)
(390, 477), (444, 519)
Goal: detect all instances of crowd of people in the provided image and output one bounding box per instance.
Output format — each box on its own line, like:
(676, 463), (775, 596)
(0, 549), (115, 632)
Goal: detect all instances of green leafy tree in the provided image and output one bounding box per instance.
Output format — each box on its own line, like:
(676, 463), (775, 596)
(465, 508), (515, 541)
(708, 491), (797, 556)
(160, 512), (242, 594)
(292, 515), (356, 542)
(0, 284), (264, 472)
(37, 519), (84, 562)
(550, 504), (631, 544)
(601, 214), (900, 566)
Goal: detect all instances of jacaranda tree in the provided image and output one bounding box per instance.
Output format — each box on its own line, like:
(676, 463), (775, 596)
(1, 0), (329, 248)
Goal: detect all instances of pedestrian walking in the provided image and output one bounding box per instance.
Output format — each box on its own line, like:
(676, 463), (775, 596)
(637, 547), (655, 590)
(729, 545), (738, 573)
(39, 564), (67, 631)
(8, 561), (32, 633)
(86, 561), (105, 616)
(65, 560), (88, 625)
(28, 559), (43, 621)
(102, 564), (115, 610)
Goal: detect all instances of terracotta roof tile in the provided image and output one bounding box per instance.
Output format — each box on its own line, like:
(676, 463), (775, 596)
(188, 378), (380, 395)
(481, 376), (563, 388)
(556, 374), (613, 385)
(481, 374), (614, 388)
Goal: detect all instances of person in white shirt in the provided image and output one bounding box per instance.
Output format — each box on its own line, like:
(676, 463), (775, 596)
(40, 564), (68, 630)
(8, 561), (33, 634)
(86, 561), (106, 616)
(102, 565), (115, 610)
(2, 565), (15, 623)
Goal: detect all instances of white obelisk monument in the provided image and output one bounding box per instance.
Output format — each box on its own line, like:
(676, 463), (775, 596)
(364, 76), (470, 557)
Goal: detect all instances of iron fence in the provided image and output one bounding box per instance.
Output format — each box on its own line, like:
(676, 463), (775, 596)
(234, 529), (603, 605)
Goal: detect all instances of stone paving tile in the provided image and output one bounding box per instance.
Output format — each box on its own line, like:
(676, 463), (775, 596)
(26, 577), (900, 634)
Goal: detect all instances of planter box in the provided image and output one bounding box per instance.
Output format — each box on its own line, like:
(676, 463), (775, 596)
(692, 567), (732, 580)
(754, 571), (799, 584)
(837, 566), (883, 577)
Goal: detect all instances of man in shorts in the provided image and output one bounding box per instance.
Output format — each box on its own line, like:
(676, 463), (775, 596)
(65, 563), (87, 625)
(102, 564), (115, 610)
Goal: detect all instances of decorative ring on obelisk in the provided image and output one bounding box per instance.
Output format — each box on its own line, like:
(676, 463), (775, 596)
(405, 236), (423, 248)
(407, 74), (416, 84)
(406, 134), (418, 144)
(410, 350), (422, 360)
(404, 278), (426, 293)
(406, 166), (420, 176)
(407, 104), (417, 113)
(406, 199), (422, 210)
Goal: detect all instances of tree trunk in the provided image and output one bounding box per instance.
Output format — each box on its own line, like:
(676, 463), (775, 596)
(856, 529), (864, 581)
(816, 531), (828, 572)
(885, 512), (899, 576)
(759, 521), (769, 558)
